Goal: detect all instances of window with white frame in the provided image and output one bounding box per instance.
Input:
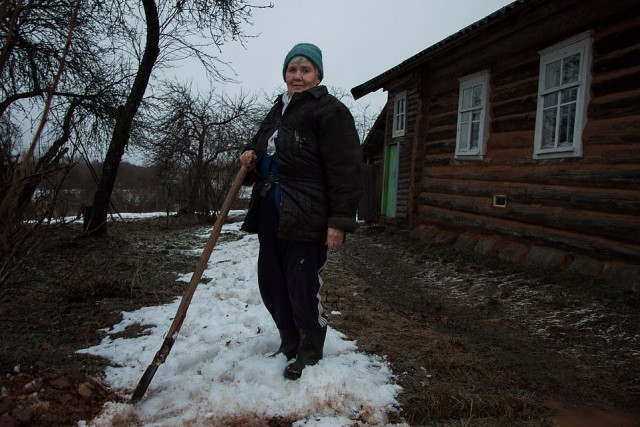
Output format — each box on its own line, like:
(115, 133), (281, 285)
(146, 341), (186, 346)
(455, 71), (490, 159)
(392, 91), (406, 137)
(534, 32), (592, 159)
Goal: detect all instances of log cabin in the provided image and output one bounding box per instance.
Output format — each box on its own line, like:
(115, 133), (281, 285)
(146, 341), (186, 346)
(351, 0), (640, 291)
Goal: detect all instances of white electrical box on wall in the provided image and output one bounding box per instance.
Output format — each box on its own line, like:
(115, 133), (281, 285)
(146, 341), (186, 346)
(493, 195), (507, 208)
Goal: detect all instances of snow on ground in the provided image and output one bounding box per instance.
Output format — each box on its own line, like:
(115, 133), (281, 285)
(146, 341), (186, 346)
(78, 215), (405, 426)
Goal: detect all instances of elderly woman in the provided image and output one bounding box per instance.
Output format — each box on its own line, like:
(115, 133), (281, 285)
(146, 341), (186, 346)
(239, 43), (362, 380)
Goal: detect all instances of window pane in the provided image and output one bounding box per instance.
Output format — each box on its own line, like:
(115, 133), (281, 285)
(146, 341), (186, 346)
(543, 93), (558, 108)
(542, 108), (557, 148)
(460, 111), (470, 125)
(462, 87), (472, 109)
(561, 87), (578, 103)
(562, 53), (581, 84)
(472, 84), (483, 107)
(559, 103), (576, 147)
(393, 95), (406, 135)
(470, 122), (480, 150)
(459, 122), (469, 151)
(545, 60), (562, 89)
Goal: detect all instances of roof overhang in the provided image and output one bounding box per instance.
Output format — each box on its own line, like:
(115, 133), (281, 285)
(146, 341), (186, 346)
(350, 0), (524, 100)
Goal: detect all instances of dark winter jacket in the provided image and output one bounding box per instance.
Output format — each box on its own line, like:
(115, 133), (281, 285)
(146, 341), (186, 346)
(241, 85), (362, 242)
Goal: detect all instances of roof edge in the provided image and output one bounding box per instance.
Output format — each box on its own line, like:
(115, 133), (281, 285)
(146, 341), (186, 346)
(351, 0), (524, 100)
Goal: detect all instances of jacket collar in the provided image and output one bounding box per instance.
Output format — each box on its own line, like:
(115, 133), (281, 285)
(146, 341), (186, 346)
(276, 85), (328, 104)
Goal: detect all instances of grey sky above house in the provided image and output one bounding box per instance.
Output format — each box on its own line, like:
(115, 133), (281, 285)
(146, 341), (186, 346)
(177, 0), (515, 110)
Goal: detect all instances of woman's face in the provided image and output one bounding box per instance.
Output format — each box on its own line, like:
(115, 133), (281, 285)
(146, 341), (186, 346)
(285, 57), (320, 94)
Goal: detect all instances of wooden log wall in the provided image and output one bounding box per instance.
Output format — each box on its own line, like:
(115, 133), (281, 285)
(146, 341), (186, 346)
(411, 0), (640, 264)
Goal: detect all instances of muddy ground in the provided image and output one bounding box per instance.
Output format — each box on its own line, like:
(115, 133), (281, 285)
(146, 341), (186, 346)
(0, 215), (639, 426)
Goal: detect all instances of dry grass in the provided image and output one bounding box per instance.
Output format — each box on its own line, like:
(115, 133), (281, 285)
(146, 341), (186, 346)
(324, 225), (640, 426)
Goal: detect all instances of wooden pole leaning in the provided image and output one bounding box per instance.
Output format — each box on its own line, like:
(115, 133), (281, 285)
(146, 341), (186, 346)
(129, 165), (249, 404)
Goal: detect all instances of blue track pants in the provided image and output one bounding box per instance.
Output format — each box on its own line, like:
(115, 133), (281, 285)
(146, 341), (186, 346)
(256, 188), (328, 331)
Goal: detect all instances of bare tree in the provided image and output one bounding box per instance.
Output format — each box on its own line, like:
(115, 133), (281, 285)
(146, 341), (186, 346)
(0, 1), (124, 118)
(0, 0), (84, 286)
(82, 0), (160, 235)
(142, 81), (259, 220)
(0, 0), (269, 287)
(351, 101), (382, 144)
(84, 0), (269, 235)
(0, 0), (134, 218)
(326, 85), (382, 143)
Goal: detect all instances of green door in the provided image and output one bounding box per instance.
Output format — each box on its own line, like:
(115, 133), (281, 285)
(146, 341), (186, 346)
(382, 143), (398, 217)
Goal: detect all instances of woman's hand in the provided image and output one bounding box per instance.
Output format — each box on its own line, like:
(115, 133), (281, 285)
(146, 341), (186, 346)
(326, 227), (344, 249)
(240, 150), (257, 169)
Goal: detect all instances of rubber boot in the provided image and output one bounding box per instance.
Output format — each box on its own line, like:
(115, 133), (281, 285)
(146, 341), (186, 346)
(270, 328), (299, 361)
(283, 325), (327, 380)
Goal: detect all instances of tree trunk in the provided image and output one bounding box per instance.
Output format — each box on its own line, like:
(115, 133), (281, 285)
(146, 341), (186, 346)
(0, 0), (22, 76)
(14, 101), (79, 219)
(85, 0), (160, 235)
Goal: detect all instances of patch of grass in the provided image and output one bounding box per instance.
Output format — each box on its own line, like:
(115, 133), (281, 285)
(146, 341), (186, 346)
(0, 215), (202, 374)
(324, 224), (640, 425)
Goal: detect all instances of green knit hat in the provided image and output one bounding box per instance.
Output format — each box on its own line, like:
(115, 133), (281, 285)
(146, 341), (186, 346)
(282, 43), (323, 81)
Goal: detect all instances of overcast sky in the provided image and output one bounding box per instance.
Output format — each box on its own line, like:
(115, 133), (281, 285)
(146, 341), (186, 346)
(179, 0), (516, 110)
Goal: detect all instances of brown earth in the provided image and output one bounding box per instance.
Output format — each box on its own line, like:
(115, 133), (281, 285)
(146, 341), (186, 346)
(0, 215), (639, 426)
(325, 225), (640, 427)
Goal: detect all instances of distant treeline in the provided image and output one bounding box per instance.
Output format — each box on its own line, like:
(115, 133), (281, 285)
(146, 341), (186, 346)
(52, 161), (168, 216)
(63, 161), (162, 191)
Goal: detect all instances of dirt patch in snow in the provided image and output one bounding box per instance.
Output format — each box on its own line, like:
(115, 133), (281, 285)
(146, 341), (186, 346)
(1, 217), (639, 426)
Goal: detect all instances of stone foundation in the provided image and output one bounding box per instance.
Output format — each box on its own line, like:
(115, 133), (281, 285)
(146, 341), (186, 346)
(409, 224), (639, 293)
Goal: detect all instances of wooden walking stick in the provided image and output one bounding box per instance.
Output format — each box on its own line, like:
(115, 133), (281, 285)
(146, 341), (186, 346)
(130, 165), (249, 404)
